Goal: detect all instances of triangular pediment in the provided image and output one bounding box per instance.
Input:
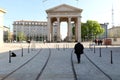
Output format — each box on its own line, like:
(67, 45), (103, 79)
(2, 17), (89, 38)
(46, 4), (82, 13)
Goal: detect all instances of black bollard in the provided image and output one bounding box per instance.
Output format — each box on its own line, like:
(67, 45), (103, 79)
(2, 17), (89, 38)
(111, 50), (113, 64)
(28, 46), (30, 53)
(94, 45), (95, 53)
(106, 45), (108, 48)
(58, 45), (59, 50)
(21, 48), (23, 57)
(99, 47), (102, 57)
(9, 50), (11, 63)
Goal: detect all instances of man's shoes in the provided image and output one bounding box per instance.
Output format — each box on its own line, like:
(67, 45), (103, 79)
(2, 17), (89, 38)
(78, 61), (80, 64)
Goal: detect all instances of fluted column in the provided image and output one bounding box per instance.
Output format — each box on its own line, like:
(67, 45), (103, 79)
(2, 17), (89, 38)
(47, 17), (51, 42)
(57, 17), (60, 42)
(51, 23), (53, 42)
(77, 16), (81, 42)
(75, 19), (78, 41)
(68, 17), (72, 42)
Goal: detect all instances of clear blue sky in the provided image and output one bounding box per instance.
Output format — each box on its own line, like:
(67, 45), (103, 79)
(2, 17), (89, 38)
(0, 0), (120, 39)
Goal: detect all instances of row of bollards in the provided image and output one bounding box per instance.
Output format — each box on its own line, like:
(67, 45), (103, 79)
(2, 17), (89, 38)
(92, 45), (113, 64)
(55, 44), (69, 51)
(9, 45), (34, 63)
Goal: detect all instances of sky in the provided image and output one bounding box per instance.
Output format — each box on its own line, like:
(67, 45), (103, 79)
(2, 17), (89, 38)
(0, 0), (120, 39)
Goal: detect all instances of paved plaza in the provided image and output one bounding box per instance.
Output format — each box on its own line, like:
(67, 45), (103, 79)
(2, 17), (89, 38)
(0, 42), (120, 80)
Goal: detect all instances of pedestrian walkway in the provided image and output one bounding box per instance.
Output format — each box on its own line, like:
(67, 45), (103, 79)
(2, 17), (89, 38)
(0, 43), (120, 80)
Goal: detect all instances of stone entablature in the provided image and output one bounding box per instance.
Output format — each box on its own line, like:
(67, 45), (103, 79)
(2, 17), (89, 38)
(47, 13), (81, 18)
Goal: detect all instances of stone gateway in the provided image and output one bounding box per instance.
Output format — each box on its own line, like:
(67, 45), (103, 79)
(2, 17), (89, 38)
(46, 4), (83, 42)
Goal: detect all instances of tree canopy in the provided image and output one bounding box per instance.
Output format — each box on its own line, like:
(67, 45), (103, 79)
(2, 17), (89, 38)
(81, 20), (104, 40)
(72, 20), (104, 41)
(17, 32), (26, 41)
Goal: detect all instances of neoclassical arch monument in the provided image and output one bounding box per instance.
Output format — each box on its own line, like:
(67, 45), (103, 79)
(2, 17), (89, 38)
(46, 4), (83, 42)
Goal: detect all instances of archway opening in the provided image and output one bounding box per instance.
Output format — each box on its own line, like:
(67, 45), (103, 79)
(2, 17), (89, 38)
(60, 22), (67, 41)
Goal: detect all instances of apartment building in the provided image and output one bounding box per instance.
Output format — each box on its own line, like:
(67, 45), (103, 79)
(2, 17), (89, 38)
(13, 20), (57, 42)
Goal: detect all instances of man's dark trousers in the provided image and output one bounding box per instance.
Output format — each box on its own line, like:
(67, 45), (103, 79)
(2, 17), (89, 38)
(76, 54), (81, 63)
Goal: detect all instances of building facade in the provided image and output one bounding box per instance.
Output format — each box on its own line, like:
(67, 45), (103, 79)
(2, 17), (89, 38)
(0, 8), (6, 43)
(107, 26), (120, 45)
(99, 23), (108, 39)
(13, 4), (83, 42)
(13, 20), (58, 42)
(108, 26), (120, 38)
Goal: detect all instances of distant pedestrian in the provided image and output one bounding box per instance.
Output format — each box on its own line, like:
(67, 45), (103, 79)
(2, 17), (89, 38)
(94, 39), (98, 45)
(99, 40), (103, 45)
(74, 42), (84, 64)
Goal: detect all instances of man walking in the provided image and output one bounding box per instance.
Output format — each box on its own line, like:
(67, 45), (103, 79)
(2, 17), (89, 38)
(74, 42), (84, 64)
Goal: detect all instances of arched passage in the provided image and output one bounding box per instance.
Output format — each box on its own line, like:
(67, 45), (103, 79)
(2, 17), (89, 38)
(60, 22), (67, 40)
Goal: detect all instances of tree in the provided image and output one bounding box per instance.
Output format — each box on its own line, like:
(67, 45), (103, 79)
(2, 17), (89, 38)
(72, 26), (75, 36)
(8, 31), (11, 42)
(17, 32), (26, 42)
(72, 20), (104, 41)
(81, 20), (104, 40)
(81, 23), (88, 40)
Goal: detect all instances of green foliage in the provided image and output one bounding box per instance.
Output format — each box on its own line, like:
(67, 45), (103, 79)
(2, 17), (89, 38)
(81, 20), (104, 40)
(17, 32), (26, 41)
(81, 23), (88, 39)
(72, 20), (104, 41)
(72, 26), (75, 35)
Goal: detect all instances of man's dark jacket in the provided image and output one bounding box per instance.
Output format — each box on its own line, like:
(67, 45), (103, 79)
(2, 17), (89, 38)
(74, 43), (84, 54)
